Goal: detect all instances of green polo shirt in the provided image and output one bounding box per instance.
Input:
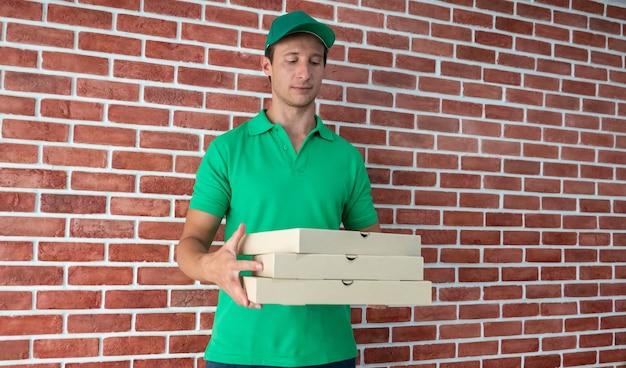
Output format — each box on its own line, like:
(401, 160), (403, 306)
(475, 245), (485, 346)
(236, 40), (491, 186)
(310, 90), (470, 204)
(189, 109), (378, 366)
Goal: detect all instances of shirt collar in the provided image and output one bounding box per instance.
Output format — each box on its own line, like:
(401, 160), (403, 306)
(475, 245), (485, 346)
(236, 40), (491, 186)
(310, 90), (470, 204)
(248, 109), (334, 141)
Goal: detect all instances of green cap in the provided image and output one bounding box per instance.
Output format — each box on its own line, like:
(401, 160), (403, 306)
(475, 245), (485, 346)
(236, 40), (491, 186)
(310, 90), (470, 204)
(265, 10), (335, 51)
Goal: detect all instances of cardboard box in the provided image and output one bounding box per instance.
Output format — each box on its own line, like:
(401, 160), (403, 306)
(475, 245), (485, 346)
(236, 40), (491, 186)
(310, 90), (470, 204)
(243, 277), (432, 305)
(252, 253), (424, 280)
(239, 228), (421, 256)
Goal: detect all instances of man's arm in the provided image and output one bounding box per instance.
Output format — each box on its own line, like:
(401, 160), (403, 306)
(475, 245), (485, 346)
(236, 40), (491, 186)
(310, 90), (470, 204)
(358, 222), (381, 233)
(176, 209), (262, 308)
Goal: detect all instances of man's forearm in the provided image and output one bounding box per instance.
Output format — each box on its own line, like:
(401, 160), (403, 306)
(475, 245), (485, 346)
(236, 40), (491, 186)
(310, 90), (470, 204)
(176, 237), (214, 283)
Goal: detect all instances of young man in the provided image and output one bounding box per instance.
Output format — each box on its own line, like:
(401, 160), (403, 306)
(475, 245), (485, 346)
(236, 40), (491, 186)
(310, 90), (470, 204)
(176, 10), (380, 368)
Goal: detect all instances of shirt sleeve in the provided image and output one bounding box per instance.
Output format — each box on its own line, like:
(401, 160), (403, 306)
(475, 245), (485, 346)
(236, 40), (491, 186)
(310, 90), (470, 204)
(189, 138), (231, 218)
(342, 150), (378, 230)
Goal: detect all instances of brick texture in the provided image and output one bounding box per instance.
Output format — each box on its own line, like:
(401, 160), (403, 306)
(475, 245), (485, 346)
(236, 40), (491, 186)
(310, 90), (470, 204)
(1, 0), (625, 367)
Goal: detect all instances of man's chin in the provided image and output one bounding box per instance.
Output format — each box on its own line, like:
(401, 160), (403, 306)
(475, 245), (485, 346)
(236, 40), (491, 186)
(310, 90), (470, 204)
(286, 99), (315, 109)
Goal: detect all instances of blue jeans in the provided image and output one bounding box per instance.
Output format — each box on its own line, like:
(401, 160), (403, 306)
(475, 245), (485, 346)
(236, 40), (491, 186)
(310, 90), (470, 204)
(206, 358), (356, 368)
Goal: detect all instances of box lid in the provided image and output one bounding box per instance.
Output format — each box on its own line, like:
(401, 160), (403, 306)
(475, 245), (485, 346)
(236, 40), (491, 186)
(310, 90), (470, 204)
(239, 228), (421, 256)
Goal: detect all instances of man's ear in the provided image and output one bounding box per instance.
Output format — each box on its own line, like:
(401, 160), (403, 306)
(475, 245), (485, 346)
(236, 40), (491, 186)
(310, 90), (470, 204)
(260, 55), (272, 77)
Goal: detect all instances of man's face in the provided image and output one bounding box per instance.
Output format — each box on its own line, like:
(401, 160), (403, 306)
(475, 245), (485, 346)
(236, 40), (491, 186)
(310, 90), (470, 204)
(262, 33), (326, 109)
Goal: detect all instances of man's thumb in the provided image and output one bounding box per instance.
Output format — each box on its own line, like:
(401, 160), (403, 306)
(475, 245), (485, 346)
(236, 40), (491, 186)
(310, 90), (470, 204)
(225, 223), (246, 253)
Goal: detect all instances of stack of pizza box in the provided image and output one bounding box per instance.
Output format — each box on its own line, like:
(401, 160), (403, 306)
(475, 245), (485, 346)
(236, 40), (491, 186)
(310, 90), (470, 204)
(239, 228), (431, 305)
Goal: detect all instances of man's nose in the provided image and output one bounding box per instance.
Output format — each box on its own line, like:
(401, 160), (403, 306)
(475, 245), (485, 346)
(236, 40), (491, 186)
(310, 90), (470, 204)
(296, 61), (311, 80)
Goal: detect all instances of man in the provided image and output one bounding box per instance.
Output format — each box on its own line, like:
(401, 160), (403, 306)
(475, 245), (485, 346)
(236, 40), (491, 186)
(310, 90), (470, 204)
(176, 10), (380, 368)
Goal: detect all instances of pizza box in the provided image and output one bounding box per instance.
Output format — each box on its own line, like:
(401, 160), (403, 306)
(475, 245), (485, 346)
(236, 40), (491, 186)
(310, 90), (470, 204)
(238, 228), (421, 256)
(252, 253), (424, 280)
(243, 277), (432, 306)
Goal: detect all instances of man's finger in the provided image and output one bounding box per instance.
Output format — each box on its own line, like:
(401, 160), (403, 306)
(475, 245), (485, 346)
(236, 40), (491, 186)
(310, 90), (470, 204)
(237, 260), (263, 272)
(223, 223), (246, 253)
(247, 301), (262, 309)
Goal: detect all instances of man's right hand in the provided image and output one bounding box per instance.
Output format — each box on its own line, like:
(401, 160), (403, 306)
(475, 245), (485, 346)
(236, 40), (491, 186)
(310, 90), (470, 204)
(200, 223), (263, 309)
(176, 210), (263, 309)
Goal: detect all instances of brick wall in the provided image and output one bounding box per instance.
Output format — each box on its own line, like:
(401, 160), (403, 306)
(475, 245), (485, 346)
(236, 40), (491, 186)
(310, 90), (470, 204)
(1, 0), (625, 367)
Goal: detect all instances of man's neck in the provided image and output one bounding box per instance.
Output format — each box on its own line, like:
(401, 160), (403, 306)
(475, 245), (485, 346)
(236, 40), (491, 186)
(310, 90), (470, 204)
(265, 103), (317, 153)
(265, 104), (317, 136)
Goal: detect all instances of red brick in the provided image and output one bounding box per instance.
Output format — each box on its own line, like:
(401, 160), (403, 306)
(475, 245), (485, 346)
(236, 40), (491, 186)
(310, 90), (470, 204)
(34, 338), (99, 358)
(363, 345), (410, 364)
(0, 216), (65, 237)
(42, 51), (108, 75)
(177, 67), (235, 90)
(0, 290), (32, 310)
(439, 323), (480, 339)
(77, 78), (140, 101)
(347, 87), (394, 107)
(6, 23), (73, 48)
(137, 266), (191, 285)
(65, 169), (130, 194)
(103, 336), (165, 356)
(40, 194), (106, 214)
(411, 37), (455, 57)
(0, 94), (36, 116)
(368, 30), (411, 50)
(458, 340), (499, 357)
(0, 190), (33, 214)
(116, 14), (177, 38)
(138, 221), (185, 240)
(482, 139), (521, 155)
(144, 0), (201, 18)
(70, 219), (134, 239)
(210, 49), (266, 70)
(136, 312), (196, 331)
(396, 94), (440, 112)
(502, 337), (539, 354)
(484, 285), (523, 300)
(4, 71), (71, 95)
(68, 313), (131, 333)
(108, 105), (169, 126)
(68, 266), (133, 286)
(144, 86), (203, 107)
(483, 248), (523, 263)
(79, 32), (141, 56)
(41, 99), (103, 121)
(442, 100), (482, 117)
(457, 45), (496, 64)
(565, 283), (598, 298)
(412, 342), (456, 361)
(81, 0), (139, 9)
(502, 267), (539, 281)
(74, 125), (136, 147)
(169, 334), (210, 354)
(503, 195), (539, 210)
(440, 173), (481, 189)
(48, 3), (111, 28)
(0, 0), (42, 19)
(170, 289), (219, 308)
(114, 59), (175, 82)
(38, 242), (104, 262)
(0, 315), (63, 335)
(0, 241), (33, 261)
(368, 148), (413, 167)
(37, 290), (101, 310)
(0, 339), (29, 360)
(543, 335), (576, 351)
(43, 146), (107, 168)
